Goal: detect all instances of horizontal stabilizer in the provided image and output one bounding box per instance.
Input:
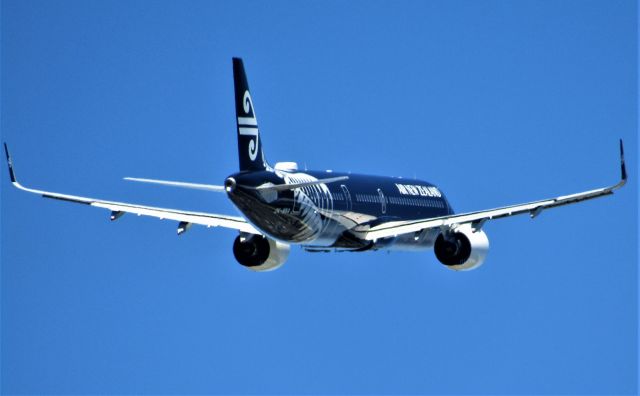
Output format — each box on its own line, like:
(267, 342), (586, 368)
(253, 176), (349, 192)
(123, 177), (225, 192)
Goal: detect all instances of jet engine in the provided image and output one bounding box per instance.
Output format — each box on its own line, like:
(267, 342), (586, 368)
(433, 224), (489, 271)
(232, 234), (290, 271)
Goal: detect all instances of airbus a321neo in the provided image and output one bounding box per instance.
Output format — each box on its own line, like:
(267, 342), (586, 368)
(4, 58), (627, 271)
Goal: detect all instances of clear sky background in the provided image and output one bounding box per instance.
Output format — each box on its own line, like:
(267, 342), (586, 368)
(1, 1), (637, 394)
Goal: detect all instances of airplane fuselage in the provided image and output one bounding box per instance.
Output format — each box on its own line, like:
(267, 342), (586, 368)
(226, 169), (454, 251)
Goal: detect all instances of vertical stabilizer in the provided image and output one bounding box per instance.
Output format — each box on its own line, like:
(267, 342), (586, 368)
(233, 58), (268, 171)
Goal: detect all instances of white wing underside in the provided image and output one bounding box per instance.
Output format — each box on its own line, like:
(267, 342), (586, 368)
(4, 145), (260, 235)
(360, 183), (624, 241)
(14, 181), (260, 234)
(359, 141), (627, 241)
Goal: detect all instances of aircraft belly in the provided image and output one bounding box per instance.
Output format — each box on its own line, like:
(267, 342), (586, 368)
(229, 190), (318, 242)
(383, 228), (439, 251)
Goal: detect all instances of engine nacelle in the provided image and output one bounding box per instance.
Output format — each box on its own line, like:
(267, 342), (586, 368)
(232, 234), (290, 272)
(434, 224), (489, 271)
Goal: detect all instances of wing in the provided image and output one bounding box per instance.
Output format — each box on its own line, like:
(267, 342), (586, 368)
(4, 144), (260, 235)
(362, 140), (627, 241)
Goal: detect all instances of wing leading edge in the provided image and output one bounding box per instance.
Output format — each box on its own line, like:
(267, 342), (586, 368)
(362, 140), (627, 241)
(4, 144), (260, 235)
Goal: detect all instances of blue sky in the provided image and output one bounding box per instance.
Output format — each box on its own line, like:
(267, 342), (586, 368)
(1, 0), (637, 394)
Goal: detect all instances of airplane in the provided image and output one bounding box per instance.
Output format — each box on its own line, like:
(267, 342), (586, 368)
(4, 58), (627, 272)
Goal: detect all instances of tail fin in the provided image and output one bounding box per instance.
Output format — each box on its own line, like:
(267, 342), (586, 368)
(233, 58), (268, 171)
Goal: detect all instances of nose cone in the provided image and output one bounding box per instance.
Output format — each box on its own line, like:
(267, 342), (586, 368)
(224, 177), (236, 193)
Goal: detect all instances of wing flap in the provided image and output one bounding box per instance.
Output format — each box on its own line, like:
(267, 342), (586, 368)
(91, 202), (259, 234)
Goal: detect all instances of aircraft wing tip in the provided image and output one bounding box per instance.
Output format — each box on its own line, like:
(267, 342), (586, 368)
(619, 139), (627, 183)
(3, 142), (17, 183)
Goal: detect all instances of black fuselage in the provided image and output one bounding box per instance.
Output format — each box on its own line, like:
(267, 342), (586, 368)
(226, 169), (454, 251)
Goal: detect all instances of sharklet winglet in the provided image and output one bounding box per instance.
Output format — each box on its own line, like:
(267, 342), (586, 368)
(619, 139), (627, 184)
(4, 143), (17, 183)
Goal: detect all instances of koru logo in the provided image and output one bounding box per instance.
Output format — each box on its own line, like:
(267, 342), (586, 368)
(237, 90), (259, 161)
